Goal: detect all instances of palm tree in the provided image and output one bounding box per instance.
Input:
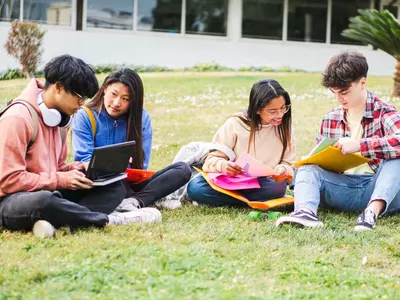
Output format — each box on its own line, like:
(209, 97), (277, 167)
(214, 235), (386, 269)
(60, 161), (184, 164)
(342, 9), (400, 97)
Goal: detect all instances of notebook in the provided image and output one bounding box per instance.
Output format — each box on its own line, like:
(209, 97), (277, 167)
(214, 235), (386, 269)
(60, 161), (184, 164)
(307, 137), (337, 157)
(86, 141), (135, 186)
(294, 138), (370, 173)
(193, 166), (294, 210)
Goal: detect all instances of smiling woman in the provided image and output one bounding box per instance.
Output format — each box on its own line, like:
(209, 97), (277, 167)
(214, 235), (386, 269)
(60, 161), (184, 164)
(259, 98), (291, 126)
(187, 79), (296, 207)
(73, 68), (148, 169)
(71, 67), (192, 211)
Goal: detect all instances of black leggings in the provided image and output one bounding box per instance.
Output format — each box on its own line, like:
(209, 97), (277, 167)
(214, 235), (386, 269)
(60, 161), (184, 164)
(125, 162), (192, 207)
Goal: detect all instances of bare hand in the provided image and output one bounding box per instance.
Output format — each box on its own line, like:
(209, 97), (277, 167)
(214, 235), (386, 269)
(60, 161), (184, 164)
(274, 165), (286, 176)
(271, 165), (289, 183)
(222, 161), (244, 177)
(334, 137), (361, 155)
(73, 162), (89, 172)
(64, 169), (93, 190)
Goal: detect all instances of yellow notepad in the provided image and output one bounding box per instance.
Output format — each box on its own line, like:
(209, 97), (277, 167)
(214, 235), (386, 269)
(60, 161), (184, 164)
(294, 146), (370, 173)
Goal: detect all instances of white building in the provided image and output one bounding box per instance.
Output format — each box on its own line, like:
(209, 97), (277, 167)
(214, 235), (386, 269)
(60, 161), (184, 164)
(0, 0), (399, 75)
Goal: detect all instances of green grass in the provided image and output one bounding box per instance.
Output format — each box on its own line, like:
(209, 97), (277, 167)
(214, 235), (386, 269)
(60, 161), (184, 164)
(1, 73), (400, 299)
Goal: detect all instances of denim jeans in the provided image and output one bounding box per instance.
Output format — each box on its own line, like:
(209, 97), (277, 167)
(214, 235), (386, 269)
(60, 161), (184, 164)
(294, 159), (400, 215)
(187, 174), (287, 207)
(125, 162), (192, 207)
(0, 181), (126, 231)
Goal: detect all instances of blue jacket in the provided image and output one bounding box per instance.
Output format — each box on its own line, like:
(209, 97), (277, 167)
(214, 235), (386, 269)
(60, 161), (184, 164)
(72, 107), (152, 169)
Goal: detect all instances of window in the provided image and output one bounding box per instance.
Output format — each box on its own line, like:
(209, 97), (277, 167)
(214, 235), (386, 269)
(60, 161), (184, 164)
(242, 0), (284, 40)
(185, 0), (228, 36)
(23, 0), (72, 25)
(331, 0), (370, 44)
(0, 0), (20, 22)
(384, 4), (399, 20)
(137, 0), (182, 33)
(86, 0), (133, 30)
(287, 0), (327, 43)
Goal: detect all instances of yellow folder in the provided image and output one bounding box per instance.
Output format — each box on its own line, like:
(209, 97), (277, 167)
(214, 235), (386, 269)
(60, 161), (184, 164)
(294, 146), (371, 173)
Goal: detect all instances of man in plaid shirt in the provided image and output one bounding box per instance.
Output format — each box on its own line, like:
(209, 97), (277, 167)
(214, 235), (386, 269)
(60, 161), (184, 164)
(277, 52), (400, 231)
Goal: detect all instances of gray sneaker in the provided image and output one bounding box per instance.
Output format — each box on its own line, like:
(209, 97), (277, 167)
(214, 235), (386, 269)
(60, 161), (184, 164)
(354, 207), (376, 232)
(108, 207), (162, 225)
(276, 208), (324, 228)
(115, 197), (142, 212)
(32, 220), (56, 238)
(155, 198), (182, 209)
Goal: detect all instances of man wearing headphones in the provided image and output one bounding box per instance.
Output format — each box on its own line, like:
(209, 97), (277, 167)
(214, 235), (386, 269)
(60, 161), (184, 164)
(0, 55), (161, 238)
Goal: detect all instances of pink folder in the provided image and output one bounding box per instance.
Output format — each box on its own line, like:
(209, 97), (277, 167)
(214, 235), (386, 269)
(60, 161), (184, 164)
(235, 153), (276, 177)
(207, 173), (260, 190)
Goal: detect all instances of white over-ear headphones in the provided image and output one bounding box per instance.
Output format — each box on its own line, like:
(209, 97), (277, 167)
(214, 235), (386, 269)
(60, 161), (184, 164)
(37, 94), (71, 128)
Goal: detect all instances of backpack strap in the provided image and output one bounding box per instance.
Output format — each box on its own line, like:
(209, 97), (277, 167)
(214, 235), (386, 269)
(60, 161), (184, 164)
(0, 100), (39, 148)
(82, 106), (96, 139)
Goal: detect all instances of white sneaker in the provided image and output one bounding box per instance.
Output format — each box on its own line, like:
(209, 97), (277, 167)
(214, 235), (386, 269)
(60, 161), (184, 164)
(108, 207), (162, 225)
(32, 220), (56, 238)
(115, 197), (141, 212)
(155, 198), (182, 209)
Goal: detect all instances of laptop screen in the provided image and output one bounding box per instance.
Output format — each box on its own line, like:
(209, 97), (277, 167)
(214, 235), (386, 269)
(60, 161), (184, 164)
(86, 141), (136, 180)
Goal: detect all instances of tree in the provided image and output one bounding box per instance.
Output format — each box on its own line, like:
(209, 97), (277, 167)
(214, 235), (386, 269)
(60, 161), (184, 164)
(4, 20), (46, 79)
(342, 9), (400, 97)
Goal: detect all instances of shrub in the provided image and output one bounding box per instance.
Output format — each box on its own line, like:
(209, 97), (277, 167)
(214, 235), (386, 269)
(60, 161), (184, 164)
(186, 62), (234, 72)
(0, 63), (307, 81)
(92, 64), (171, 74)
(5, 21), (46, 79)
(0, 68), (25, 80)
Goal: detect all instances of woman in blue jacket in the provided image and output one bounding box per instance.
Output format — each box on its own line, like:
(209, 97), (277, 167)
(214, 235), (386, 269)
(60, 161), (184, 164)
(72, 68), (191, 210)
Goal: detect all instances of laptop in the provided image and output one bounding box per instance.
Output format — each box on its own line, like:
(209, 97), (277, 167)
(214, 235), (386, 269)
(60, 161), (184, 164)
(86, 141), (136, 186)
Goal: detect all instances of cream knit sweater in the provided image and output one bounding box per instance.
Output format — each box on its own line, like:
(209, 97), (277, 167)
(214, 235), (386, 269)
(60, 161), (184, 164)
(203, 112), (296, 176)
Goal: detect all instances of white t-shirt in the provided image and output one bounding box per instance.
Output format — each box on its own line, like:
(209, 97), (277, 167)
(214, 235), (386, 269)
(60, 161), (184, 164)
(345, 108), (374, 175)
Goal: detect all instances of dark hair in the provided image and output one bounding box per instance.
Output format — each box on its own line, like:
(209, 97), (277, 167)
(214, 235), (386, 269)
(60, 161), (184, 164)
(87, 68), (145, 169)
(322, 51), (368, 89)
(236, 79), (292, 162)
(43, 54), (99, 98)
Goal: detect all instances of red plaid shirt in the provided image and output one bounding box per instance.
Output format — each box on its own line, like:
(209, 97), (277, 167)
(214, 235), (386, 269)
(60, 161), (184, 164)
(316, 92), (400, 173)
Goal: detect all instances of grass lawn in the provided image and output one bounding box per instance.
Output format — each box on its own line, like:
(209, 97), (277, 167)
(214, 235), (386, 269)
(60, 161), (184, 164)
(1, 73), (400, 299)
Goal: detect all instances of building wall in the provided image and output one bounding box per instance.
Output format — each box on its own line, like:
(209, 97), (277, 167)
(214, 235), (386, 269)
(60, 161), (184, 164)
(0, 0), (397, 76)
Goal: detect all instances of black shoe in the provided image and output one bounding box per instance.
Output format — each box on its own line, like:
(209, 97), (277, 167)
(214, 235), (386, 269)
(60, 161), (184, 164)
(354, 207), (376, 232)
(275, 208), (324, 228)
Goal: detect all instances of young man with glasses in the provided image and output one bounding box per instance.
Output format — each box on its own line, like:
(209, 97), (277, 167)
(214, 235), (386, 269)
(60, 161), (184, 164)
(276, 51), (400, 231)
(0, 55), (161, 238)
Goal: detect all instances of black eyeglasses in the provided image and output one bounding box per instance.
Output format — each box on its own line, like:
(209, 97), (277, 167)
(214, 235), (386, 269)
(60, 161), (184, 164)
(74, 92), (87, 105)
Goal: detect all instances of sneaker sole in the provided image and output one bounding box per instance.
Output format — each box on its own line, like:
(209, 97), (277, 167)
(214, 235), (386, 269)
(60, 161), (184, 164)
(140, 208), (162, 223)
(354, 225), (374, 232)
(275, 216), (324, 228)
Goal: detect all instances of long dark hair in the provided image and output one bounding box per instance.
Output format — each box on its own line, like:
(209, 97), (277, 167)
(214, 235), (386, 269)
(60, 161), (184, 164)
(86, 68), (144, 169)
(237, 79), (292, 162)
